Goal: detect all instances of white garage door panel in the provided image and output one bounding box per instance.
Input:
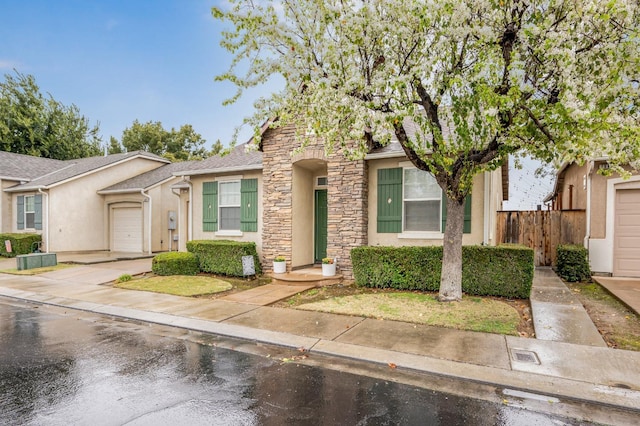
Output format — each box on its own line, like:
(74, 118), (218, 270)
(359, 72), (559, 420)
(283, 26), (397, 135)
(614, 189), (640, 277)
(112, 208), (142, 252)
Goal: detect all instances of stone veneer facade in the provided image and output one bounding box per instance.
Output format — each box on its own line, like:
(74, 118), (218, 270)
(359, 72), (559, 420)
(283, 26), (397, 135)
(261, 125), (368, 280)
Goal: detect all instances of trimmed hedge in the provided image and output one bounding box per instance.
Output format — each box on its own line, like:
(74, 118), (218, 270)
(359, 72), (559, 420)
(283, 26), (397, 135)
(0, 233), (42, 258)
(187, 240), (262, 277)
(152, 252), (199, 276)
(351, 245), (534, 299)
(556, 244), (591, 282)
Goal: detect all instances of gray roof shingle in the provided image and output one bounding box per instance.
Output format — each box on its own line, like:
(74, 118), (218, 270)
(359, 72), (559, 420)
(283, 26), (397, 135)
(3, 151), (168, 192)
(173, 143), (263, 176)
(0, 150), (67, 181)
(98, 160), (202, 193)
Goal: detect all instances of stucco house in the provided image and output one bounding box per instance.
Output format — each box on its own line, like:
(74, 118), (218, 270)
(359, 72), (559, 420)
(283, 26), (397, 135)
(0, 150), (183, 254)
(171, 124), (508, 279)
(544, 160), (640, 278)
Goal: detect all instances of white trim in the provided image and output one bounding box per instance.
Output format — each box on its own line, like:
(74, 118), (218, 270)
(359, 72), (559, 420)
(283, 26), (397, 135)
(215, 230), (243, 237)
(590, 174), (640, 274)
(37, 189), (49, 253)
(398, 232), (444, 240)
(483, 171), (490, 245)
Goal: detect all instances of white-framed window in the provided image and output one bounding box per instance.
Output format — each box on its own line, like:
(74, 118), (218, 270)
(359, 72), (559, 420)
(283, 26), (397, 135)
(219, 180), (241, 230)
(24, 195), (36, 229)
(403, 168), (441, 232)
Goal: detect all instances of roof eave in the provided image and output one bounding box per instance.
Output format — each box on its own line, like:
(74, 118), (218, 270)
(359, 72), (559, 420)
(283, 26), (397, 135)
(173, 164), (263, 177)
(364, 152), (407, 160)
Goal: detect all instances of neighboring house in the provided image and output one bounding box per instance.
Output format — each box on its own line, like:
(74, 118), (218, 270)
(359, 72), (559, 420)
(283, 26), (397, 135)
(172, 124), (508, 279)
(0, 150), (172, 253)
(544, 160), (640, 278)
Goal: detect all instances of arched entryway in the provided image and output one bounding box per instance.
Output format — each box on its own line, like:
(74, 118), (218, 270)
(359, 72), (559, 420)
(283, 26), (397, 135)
(291, 157), (328, 268)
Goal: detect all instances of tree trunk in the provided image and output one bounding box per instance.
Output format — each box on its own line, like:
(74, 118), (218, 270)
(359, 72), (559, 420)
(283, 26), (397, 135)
(439, 196), (465, 302)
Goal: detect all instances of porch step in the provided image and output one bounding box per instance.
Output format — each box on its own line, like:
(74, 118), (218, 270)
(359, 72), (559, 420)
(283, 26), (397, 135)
(270, 272), (343, 287)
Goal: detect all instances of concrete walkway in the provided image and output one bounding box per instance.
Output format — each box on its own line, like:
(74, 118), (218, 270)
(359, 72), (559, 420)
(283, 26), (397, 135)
(530, 268), (607, 347)
(0, 261), (639, 414)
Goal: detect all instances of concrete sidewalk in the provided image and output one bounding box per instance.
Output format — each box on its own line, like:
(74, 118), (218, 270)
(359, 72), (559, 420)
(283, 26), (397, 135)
(0, 262), (639, 413)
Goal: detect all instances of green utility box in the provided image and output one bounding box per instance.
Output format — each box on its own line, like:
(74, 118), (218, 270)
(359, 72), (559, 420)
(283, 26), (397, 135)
(16, 253), (57, 270)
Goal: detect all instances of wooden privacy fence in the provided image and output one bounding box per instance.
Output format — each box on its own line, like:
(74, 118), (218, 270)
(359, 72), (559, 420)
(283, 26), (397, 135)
(496, 210), (586, 266)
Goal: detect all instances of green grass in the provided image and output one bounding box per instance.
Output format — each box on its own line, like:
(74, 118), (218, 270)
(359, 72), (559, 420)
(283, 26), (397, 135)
(0, 263), (76, 275)
(115, 275), (232, 297)
(297, 292), (520, 335)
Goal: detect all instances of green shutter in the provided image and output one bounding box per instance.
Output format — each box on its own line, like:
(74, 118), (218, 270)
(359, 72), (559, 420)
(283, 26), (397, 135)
(34, 194), (43, 230)
(202, 181), (218, 232)
(240, 178), (258, 232)
(377, 168), (402, 233)
(463, 195), (472, 234)
(441, 193), (472, 234)
(17, 196), (24, 230)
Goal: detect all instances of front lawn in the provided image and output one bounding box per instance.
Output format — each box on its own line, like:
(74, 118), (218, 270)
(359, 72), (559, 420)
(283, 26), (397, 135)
(0, 263), (76, 275)
(115, 275), (232, 297)
(276, 286), (526, 336)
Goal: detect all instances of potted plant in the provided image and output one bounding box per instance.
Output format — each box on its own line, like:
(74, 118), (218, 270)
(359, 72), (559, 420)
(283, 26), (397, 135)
(322, 257), (336, 276)
(273, 255), (286, 274)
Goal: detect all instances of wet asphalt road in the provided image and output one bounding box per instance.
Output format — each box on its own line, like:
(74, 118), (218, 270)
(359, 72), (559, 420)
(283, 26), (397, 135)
(0, 299), (619, 425)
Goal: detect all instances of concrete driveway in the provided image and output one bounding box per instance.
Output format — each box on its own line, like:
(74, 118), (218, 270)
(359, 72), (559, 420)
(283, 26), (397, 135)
(37, 258), (152, 285)
(592, 276), (640, 316)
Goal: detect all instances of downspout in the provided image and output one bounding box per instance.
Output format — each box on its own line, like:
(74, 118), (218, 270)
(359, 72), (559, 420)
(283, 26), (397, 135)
(584, 160), (594, 249)
(171, 186), (182, 251)
(141, 189), (152, 255)
(186, 179), (193, 242)
(37, 188), (49, 253)
(483, 172), (491, 245)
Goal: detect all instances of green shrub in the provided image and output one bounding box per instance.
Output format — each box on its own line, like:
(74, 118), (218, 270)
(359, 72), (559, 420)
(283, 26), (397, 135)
(556, 244), (591, 282)
(351, 244), (534, 299)
(152, 252), (199, 276)
(186, 240), (262, 277)
(117, 274), (133, 283)
(0, 233), (42, 258)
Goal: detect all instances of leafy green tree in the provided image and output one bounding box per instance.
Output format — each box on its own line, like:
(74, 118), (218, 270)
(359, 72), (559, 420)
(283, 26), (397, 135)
(209, 139), (223, 157)
(120, 120), (208, 161)
(0, 71), (101, 159)
(107, 136), (124, 154)
(214, 0), (639, 301)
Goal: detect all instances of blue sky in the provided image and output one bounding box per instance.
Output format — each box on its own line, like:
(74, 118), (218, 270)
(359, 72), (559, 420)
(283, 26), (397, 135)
(0, 0), (263, 147)
(0, 0), (553, 208)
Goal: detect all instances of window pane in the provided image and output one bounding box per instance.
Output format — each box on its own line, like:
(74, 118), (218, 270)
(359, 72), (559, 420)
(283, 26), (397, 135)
(220, 207), (240, 230)
(404, 169), (440, 199)
(26, 212), (35, 229)
(404, 200), (440, 232)
(25, 196), (35, 212)
(219, 181), (240, 206)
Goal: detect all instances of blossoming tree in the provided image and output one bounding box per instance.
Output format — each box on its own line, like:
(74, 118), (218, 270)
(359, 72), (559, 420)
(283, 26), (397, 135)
(214, 0), (639, 301)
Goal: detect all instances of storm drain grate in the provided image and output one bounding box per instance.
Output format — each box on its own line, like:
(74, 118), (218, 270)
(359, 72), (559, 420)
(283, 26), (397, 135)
(511, 349), (540, 364)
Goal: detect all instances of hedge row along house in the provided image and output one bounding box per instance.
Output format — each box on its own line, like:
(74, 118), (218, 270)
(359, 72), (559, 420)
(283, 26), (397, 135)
(1, 124), (508, 279)
(544, 160), (640, 278)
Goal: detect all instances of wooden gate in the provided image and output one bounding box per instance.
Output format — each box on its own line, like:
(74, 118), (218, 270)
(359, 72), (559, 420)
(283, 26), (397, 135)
(496, 210), (586, 266)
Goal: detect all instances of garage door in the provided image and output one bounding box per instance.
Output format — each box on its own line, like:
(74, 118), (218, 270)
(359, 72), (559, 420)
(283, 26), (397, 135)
(614, 189), (640, 277)
(112, 208), (142, 252)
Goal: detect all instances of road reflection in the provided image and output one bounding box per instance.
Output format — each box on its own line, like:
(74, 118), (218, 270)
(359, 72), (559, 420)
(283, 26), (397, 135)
(0, 300), (600, 425)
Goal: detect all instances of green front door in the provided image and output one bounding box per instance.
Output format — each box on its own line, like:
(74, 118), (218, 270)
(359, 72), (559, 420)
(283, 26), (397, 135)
(314, 189), (328, 263)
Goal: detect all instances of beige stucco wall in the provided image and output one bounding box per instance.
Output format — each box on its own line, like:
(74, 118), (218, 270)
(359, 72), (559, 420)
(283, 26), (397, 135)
(189, 171), (263, 255)
(367, 158), (489, 246)
(35, 157), (163, 252)
(559, 163), (588, 211)
(291, 165), (316, 267)
(0, 179), (17, 233)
